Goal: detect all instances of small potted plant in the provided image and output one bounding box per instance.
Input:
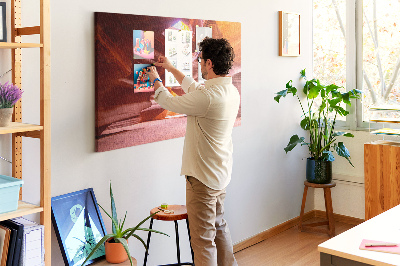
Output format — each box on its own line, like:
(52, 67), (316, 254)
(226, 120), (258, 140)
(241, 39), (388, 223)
(274, 69), (362, 183)
(0, 82), (23, 127)
(82, 183), (168, 266)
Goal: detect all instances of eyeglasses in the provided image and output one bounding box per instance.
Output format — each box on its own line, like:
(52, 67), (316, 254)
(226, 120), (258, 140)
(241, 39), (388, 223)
(197, 56), (203, 63)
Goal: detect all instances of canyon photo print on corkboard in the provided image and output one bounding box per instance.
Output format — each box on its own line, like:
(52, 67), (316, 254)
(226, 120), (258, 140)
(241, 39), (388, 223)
(95, 12), (241, 152)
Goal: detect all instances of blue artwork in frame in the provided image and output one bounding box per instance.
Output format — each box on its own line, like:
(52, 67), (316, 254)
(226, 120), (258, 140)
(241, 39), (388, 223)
(51, 188), (107, 266)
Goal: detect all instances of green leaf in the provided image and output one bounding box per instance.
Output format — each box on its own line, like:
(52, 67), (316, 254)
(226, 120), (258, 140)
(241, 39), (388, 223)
(284, 135), (305, 153)
(321, 151), (335, 161)
(308, 85), (320, 99)
(335, 142), (354, 167)
(131, 234), (148, 250)
(343, 133), (354, 137)
(120, 211), (127, 232)
(341, 92), (351, 105)
(332, 131), (345, 137)
(325, 84), (339, 94)
(136, 227), (170, 237)
(303, 80), (316, 94)
(115, 238), (133, 266)
(349, 89), (362, 99)
(328, 97), (342, 108)
(331, 106), (349, 116)
(300, 69), (306, 78)
(300, 117), (310, 130)
(122, 211), (160, 239)
(98, 204), (120, 236)
(110, 182), (118, 234)
(286, 80), (293, 89)
(274, 89), (288, 103)
(81, 234), (114, 266)
(318, 101), (326, 113)
(321, 87), (326, 98)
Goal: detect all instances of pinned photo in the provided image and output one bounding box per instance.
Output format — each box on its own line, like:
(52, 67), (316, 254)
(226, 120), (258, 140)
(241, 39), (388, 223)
(133, 30), (154, 59)
(133, 64), (154, 93)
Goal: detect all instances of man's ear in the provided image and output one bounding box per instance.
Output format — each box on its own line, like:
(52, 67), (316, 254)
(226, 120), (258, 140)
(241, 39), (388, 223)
(206, 59), (213, 69)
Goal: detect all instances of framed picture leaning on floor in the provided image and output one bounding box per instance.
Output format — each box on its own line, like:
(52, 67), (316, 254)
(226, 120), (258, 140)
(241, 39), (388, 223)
(51, 188), (107, 266)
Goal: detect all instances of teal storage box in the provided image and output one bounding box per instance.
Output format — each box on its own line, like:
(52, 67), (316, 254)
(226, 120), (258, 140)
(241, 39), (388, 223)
(0, 175), (24, 214)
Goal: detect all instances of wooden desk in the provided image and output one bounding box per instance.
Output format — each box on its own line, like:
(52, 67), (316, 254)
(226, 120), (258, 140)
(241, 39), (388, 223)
(91, 257), (137, 266)
(318, 204), (400, 265)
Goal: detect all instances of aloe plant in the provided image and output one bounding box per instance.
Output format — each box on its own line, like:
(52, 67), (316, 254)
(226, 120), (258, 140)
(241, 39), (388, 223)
(81, 183), (168, 266)
(274, 69), (362, 166)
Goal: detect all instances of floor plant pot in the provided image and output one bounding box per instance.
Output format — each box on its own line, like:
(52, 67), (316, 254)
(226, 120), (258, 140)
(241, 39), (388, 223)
(306, 158), (332, 184)
(105, 238), (128, 264)
(0, 108), (13, 127)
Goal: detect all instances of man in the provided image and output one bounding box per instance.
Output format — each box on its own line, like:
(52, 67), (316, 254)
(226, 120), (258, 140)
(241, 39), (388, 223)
(144, 37), (239, 266)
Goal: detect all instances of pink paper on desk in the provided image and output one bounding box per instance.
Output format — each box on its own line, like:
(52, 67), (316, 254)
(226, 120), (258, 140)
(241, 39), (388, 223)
(359, 239), (400, 255)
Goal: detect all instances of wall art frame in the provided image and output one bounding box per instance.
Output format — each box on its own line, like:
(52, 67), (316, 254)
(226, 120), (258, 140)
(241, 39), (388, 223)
(279, 11), (300, 56)
(51, 188), (107, 266)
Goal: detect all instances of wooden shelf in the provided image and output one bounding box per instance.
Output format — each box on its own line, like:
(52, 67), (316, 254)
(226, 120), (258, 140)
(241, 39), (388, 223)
(0, 122), (42, 134)
(0, 201), (43, 222)
(0, 42), (43, 49)
(369, 118), (400, 123)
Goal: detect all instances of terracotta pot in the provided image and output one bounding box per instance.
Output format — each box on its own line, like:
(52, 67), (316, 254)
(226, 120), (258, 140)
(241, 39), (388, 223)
(0, 108), (13, 127)
(105, 238), (128, 264)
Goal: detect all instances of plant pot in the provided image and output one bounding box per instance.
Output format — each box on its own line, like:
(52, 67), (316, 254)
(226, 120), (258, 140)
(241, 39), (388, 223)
(306, 158), (332, 184)
(0, 108), (13, 127)
(105, 238), (128, 264)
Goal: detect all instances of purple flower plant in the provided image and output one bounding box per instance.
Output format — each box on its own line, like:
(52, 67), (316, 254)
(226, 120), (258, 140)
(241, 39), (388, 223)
(0, 82), (23, 109)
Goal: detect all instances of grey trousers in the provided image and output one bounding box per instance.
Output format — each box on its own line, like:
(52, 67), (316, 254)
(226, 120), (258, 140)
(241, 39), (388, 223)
(186, 176), (238, 266)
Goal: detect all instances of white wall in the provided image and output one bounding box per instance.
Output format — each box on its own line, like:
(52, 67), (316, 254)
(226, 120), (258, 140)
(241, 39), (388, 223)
(1, 0), (315, 265)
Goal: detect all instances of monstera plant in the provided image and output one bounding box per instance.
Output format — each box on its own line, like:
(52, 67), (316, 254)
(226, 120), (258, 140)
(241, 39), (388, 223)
(274, 69), (362, 183)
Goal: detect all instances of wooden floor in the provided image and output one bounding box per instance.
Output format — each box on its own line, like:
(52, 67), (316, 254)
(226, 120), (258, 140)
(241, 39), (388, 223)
(234, 217), (354, 266)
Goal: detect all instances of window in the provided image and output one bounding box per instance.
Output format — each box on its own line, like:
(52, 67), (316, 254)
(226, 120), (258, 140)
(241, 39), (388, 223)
(313, 0), (347, 122)
(313, 0), (400, 130)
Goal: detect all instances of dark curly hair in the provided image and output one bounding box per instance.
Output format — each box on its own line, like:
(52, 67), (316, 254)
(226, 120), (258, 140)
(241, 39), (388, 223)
(199, 37), (235, 75)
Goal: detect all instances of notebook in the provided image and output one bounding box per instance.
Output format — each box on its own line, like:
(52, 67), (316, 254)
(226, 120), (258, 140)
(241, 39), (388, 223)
(359, 239), (400, 255)
(0, 220), (23, 266)
(0, 225), (11, 266)
(0, 222), (16, 266)
(11, 217), (44, 266)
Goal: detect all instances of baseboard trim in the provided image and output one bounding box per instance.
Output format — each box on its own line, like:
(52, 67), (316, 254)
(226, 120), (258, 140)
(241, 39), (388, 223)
(233, 210), (315, 253)
(233, 210), (365, 253)
(314, 210), (364, 226)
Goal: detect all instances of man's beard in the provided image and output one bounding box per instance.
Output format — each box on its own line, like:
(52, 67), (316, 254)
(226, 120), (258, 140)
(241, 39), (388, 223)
(201, 70), (208, 80)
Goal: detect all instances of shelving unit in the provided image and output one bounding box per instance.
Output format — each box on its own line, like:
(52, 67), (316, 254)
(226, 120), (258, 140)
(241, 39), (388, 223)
(0, 0), (51, 265)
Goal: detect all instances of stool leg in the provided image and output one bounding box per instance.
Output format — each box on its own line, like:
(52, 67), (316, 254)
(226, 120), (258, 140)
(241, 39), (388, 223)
(143, 218), (154, 266)
(298, 185), (308, 231)
(186, 218), (194, 264)
(174, 220), (182, 265)
(324, 188), (335, 237)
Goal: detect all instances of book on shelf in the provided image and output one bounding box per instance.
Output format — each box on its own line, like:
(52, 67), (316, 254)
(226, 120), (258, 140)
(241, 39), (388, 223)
(0, 225), (11, 266)
(11, 217), (44, 266)
(0, 222), (16, 266)
(0, 220), (23, 266)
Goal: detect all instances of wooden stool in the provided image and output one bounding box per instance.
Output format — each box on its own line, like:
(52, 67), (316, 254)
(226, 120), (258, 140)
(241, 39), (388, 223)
(298, 181), (336, 237)
(92, 257), (137, 265)
(143, 205), (194, 266)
